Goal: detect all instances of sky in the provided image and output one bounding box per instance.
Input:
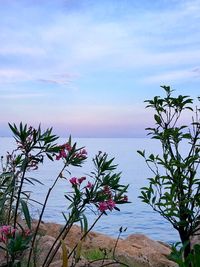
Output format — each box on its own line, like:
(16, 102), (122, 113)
(0, 0), (200, 137)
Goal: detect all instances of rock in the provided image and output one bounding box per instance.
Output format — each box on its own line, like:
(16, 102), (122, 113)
(38, 235), (63, 265)
(63, 224), (83, 248)
(83, 230), (116, 251)
(115, 234), (177, 267)
(72, 229), (176, 267)
(0, 220), (178, 267)
(31, 219), (49, 236)
(80, 232), (176, 267)
(49, 260), (63, 267)
(23, 235), (64, 267)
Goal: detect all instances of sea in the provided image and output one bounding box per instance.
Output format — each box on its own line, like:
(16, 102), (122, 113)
(0, 137), (179, 244)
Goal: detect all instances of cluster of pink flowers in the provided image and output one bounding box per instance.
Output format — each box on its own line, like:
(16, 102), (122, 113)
(0, 225), (31, 245)
(56, 144), (87, 161)
(98, 199), (116, 212)
(97, 186), (128, 213)
(86, 181), (93, 189)
(69, 176), (86, 186)
(69, 176), (94, 190)
(74, 149), (87, 159)
(68, 175), (128, 214)
(0, 225), (16, 244)
(56, 143), (72, 160)
(97, 185), (116, 212)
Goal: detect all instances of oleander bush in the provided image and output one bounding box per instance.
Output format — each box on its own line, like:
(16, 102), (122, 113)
(0, 123), (129, 267)
(138, 86), (200, 267)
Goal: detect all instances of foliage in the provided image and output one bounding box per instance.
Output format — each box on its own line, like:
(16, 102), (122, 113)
(0, 123), (129, 267)
(81, 227), (128, 267)
(82, 248), (110, 261)
(138, 86), (200, 265)
(169, 243), (200, 267)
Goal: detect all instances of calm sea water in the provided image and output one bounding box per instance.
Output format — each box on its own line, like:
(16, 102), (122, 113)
(0, 137), (179, 244)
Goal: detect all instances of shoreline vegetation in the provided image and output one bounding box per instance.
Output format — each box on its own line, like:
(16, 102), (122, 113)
(0, 123), (130, 266)
(1, 218), (178, 267)
(0, 86), (200, 266)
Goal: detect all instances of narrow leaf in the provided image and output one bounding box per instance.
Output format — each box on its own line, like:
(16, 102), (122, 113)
(61, 239), (68, 267)
(20, 199), (31, 229)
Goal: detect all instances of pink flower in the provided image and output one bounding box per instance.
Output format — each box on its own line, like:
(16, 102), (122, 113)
(98, 199), (116, 212)
(75, 148), (87, 159)
(55, 144), (70, 160)
(98, 202), (108, 212)
(106, 199), (116, 210)
(0, 225), (16, 244)
(60, 149), (67, 158)
(81, 149), (87, 155)
(0, 225), (11, 235)
(86, 181), (93, 189)
(24, 229), (31, 237)
(56, 154), (61, 160)
(69, 177), (79, 185)
(78, 176), (86, 184)
(65, 143), (72, 152)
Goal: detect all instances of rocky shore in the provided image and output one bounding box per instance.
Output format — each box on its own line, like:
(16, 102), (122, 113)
(22, 220), (178, 267)
(2, 219), (200, 266)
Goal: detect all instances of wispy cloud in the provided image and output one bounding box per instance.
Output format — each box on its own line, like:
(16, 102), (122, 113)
(37, 73), (79, 86)
(145, 67), (200, 83)
(0, 67), (78, 89)
(0, 0), (200, 82)
(0, 0), (200, 136)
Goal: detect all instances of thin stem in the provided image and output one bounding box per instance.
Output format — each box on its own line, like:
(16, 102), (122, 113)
(43, 202), (88, 267)
(27, 164), (67, 266)
(13, 159), (28, 229)
(68, 212), (103, 259)
(43, 221), (74, 267)
(7, 172), (18, 225)
(44, 213), (103, 267)
(42, 211), (75, 267)
(89, 228), (129, 267)
(112, 229), (121, 259)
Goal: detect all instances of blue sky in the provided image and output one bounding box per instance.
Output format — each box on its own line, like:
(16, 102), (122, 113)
(0, 0), (200, 137)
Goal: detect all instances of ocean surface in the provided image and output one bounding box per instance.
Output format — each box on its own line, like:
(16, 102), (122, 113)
(0, 137), (179, 244)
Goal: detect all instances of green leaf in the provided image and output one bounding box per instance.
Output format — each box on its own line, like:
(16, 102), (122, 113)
(154, 114), (162, 124)
(20, 199), (31, 229)
(149, 154), (155, 161)
(81, 214), (88, 234)
(137, 150), (145, 157)
(25, 177), (44, 185)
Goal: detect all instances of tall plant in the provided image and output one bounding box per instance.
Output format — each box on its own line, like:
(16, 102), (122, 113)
(0, 123), (129, 267)
(138, 86), (200, 264)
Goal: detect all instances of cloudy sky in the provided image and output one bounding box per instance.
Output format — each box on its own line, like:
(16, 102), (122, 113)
(0, 0), (200, 137)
